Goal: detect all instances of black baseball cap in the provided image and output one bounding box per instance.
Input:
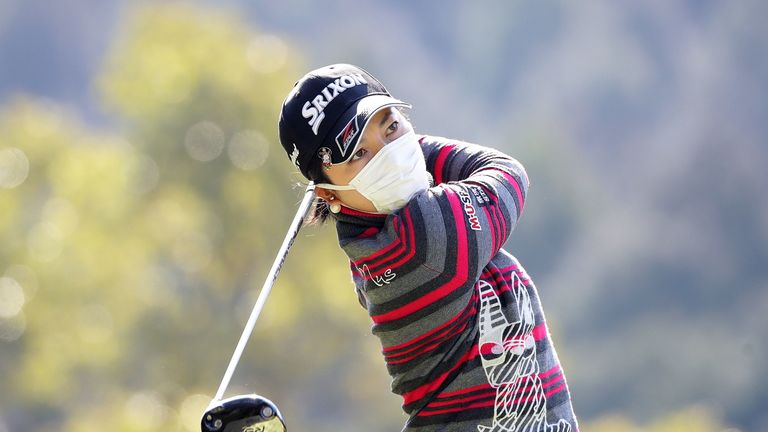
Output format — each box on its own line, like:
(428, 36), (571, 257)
(278, 64), (410, 180)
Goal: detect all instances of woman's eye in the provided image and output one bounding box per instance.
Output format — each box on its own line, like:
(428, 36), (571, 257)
(386, 121), (399, 135)
(351, 148), (367, 161)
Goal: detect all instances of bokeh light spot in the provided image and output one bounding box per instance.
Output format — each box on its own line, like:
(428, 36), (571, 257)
(125, 391), (169, 429)
(0, 277), (25, 318)
(42, 197), (79, 237)
(227, 130), (269, 170)
(27, 222), (64, 262)
(0, 313), (26, 342)
(0, 147), (30, 188)
(3, 265), (37, 302)
(185, 121), (225, 162)
(246, 35), (287, 74)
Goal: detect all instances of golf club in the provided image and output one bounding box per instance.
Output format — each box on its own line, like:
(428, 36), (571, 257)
(201, 183), (316, 432)
(202, 394), (286, 432)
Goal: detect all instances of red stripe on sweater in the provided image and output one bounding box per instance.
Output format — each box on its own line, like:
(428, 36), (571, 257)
(339, 206), (387, 218)
(417, 384), (568, 420)
(475, 167), (525, 211)
(383, 295), (475, 354)
(542, 372), (564, 388)
(417, 399), (495, 416)
(385, 303), (475, 360)
(539, 365), (560, 378)
(386, 320), (472, 365)
(426, 390), (497, 408)
(468, 181), (508, 244)
(402, 343), (479, 406)
(481, 202), (498, 253)
(480, 269), (532, 288)
(476, 273), (534, 302)
(488, 383), (566, 406)
(353, 218), (402, 268)
(367, 208), (417, 277)
(383, 294), (475, 355)
(472, 183), (502, 253)
(497, 376), (567, 406)
(435, 383), (492, 398)
(426, 364), (563, 403)
(491, 191), (508, 244)
(483, 265), (520, 275)
(433, 144), (456, 185)
(545, 383), (568, 397)
(356, 227), (380, 239)
(364, 218), (407, 277)
(371, 188), (469, 324)
(479, 269), (529, 284)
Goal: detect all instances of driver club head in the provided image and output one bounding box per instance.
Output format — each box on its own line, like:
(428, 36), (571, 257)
(201, 394), (286, 432)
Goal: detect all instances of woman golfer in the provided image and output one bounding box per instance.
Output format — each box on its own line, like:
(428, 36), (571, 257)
(278, 64), (578, 432)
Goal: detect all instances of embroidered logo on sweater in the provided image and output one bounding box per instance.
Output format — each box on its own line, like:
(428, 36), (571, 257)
(459, 189), (482, 231)
(476, 279), (571, 432)
(357, 264), (396, 287)
(469, 184), (490, 206)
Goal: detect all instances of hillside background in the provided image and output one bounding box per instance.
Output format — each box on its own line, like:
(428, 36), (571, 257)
(1, 1), (766, 431)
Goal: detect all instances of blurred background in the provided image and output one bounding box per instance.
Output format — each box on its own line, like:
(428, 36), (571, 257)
(1, 0), (766, 431)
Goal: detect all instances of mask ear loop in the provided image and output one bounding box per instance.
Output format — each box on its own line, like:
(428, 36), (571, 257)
(315, 130), (420, 214)
(315, 183), (355, 191)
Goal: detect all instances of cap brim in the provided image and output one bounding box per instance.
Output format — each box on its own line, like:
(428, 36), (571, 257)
(326, 94), (411, 165)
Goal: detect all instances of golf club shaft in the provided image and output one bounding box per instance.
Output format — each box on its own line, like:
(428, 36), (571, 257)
(214, 183), (316, 402)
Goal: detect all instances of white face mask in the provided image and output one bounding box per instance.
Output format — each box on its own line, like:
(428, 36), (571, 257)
(316, 130), (430, 213)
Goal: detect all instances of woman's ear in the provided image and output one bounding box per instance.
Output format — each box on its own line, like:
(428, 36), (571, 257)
(315, 186), (335, 201)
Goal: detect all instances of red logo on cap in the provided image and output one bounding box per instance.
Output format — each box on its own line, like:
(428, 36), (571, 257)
(335, 117), (359, 157)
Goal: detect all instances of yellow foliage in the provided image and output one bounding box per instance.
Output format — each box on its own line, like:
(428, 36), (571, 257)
(99, 3), (297, 130)
(0, 3), (386, 430)
(584, 405), (737, 432)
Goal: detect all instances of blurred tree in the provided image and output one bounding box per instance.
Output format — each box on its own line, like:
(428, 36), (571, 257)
(1, 4), (403, 432)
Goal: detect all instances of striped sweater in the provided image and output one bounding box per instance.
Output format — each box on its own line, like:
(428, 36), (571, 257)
(333, 135), (578, 432)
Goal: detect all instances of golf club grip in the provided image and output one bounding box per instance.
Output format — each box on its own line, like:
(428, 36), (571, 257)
(213, 183), (316, 401)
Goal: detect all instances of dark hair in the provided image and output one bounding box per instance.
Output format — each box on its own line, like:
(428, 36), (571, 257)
(304, 158), (332, 225)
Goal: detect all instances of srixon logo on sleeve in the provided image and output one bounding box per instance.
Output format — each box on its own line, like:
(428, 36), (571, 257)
(458, 189), (482, 231)
(302, 73), (368, 135)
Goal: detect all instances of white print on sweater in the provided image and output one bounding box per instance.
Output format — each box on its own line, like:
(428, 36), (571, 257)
(357, 264), (396, 287)
(476, 279), (571, 432)
(458, 190), (482, 231)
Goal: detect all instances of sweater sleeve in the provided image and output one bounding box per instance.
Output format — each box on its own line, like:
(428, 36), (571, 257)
(340, 135), (528, 321)
(416, 135), (528, 271)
